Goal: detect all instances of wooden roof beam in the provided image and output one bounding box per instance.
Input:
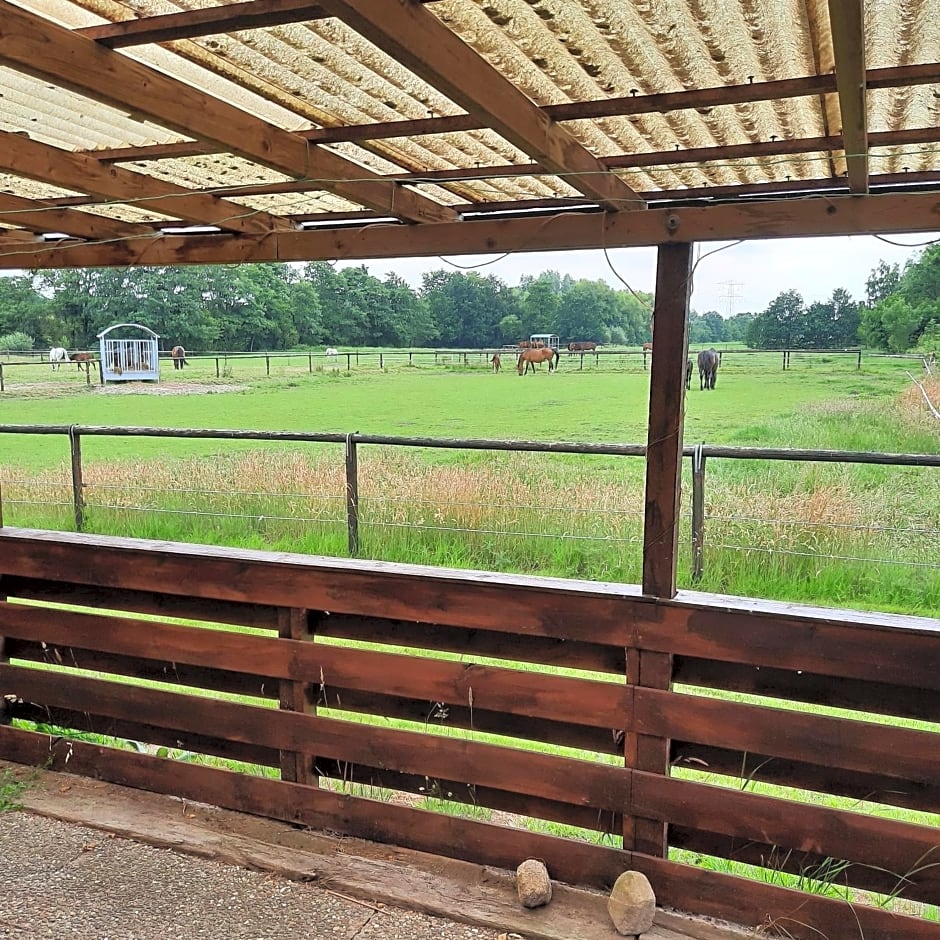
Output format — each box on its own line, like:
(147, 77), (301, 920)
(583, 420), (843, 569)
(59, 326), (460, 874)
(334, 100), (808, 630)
(0, 131), (292, 235)
(318, 0), (643, 212)
(828, 0), (869, 193)
(0, 193), (155, 241)
(78, 0), (438, 47)
(0, 1), (455, 225)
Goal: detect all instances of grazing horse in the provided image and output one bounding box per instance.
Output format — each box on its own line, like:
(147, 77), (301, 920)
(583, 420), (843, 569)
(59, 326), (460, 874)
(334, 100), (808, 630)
(325, 347), (338, 357)
(568, 341), (598, 353)
(49, 347), (69, 371)
(517, 346), (559, 375)
(642, 342), (653, 352)
(685, 358), (693, 390)
(490, 353), (501, 373)
(72, 351), (96, 372)
(697, 348), (719, 390)
(171, 345), (188, 369)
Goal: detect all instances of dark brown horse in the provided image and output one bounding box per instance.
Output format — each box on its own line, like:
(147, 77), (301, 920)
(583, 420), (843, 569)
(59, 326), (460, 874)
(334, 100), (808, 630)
(72, 351), (96, 372)
(517, 346), (559, 375)
(171, 345), (188, 370)
(568, 341), (598, 352)
(697, 348), (719, 390)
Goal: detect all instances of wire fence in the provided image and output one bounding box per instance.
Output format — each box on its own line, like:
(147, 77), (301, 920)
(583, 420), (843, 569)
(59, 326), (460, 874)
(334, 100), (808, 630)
(1, 424), (938, 609)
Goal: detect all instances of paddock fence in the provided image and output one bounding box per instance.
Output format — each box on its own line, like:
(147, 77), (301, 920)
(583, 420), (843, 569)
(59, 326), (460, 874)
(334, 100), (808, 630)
(0, 528), (937, 939)
(0, 424), (937, 591)
(0, 347), (930, 390)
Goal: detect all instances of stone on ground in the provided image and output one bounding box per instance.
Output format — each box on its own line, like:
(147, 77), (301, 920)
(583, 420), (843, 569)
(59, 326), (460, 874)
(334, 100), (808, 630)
(515, 858), (552, 908)
(607, 870), (655, 935)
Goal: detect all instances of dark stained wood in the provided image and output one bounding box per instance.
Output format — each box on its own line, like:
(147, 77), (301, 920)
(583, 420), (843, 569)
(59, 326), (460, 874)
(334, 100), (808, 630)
(0, 193), (151, 241)
(643, 242), (692, 598)
(671, 742), (940, 815)
(320, 613), (626, 674)
(636, 687), (940, 784)
(638, 604), (940, 690)
(278, 608), (318, 786)
(631, 772), (940, 902)
(2, 577), (280, 629)
(675, 655), (939, 722)
(3, 727), (934, 939)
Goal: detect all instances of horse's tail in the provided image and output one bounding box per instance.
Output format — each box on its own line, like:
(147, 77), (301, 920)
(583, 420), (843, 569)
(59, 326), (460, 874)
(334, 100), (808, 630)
(553, 347), (560, 369)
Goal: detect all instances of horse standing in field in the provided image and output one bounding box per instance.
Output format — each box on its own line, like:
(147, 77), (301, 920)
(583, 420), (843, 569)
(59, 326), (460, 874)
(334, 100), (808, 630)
(171, 345), (188, 369)
(517, 346), (559, 375)
(568, 341), (598, 353)
(697, 348), (719, 390)
(72, 351), (96, 372)
(490, 353), (501, 373)
(685, 358), (693, 390)
(642, 342), (653, 352)
(49, 347), (68, 371)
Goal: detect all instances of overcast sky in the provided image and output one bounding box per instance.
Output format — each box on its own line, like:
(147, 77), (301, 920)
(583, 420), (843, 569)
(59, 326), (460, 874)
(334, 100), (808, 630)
(341, 232), (939, 317)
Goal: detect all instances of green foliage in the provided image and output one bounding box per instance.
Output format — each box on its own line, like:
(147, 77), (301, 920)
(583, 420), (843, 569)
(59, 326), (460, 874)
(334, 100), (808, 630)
(0, 330), (34, 351)
(0, 768), (28, 812)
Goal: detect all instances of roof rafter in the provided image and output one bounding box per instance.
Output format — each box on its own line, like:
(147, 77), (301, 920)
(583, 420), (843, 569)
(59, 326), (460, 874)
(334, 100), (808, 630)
(827, 0), (869, 193)
(78, 0), (438, 47)
(317, 0), (644, 212)
(0, 192), (154, 241)
(0, 1), (455, 225)
(0, 131), (290, 235)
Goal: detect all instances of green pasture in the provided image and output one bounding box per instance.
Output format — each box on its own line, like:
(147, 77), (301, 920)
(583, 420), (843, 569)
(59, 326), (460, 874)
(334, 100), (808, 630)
(1, 351), (938, 615)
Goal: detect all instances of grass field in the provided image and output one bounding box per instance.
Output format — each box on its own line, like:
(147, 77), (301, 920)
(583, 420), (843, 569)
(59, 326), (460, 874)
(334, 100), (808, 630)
(1, 350), (938, 615)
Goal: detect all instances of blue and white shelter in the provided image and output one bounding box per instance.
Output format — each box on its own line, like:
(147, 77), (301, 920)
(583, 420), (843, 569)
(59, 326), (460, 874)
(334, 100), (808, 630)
(97, 323), (160, 383)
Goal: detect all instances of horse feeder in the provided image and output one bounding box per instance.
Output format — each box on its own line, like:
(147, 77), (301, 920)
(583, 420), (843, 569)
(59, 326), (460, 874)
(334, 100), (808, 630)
(97, 323), (160, 383)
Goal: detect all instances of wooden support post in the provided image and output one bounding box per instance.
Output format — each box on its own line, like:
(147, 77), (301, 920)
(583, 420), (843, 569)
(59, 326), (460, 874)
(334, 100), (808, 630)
(265, 354), (270, 376)
(215, 357), (220, 378)
(380, 353), (384, 369)
(624, 648), (673, 857)
(277, 607), (318, 787)
(857, 349), (862, 370)
(0, 363), (4, 392)
(345, 432), (359, 556)
(308, 354), (313, 372)
(69, 426), (84, 532)
(642, 242), (692, 599)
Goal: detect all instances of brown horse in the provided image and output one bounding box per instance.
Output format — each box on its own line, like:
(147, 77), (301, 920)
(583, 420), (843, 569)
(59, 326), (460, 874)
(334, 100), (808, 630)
(72, 351), (96, 372)
(642, 342), (653, 352)
(171, 345), (188, 370)
(568, 341), (598, 352)
(517, 346), (559, 375)
(490, 353), (501, 373)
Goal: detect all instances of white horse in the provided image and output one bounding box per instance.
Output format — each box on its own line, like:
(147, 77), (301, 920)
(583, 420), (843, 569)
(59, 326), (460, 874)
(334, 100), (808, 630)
(49, 347), (69, 371)
(325, 347), (338, 357)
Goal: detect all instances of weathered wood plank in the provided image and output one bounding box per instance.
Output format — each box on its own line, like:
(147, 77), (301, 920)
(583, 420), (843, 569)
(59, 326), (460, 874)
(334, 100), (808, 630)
(2, 727), (932, 939)
(670, 742), (940, 814)
(675, 656), (939, 722)
(637, 688), (939, 783)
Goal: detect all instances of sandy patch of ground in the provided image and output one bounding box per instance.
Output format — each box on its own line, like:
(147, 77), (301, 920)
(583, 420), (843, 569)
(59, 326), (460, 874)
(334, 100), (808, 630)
(96, 382), (249, 395)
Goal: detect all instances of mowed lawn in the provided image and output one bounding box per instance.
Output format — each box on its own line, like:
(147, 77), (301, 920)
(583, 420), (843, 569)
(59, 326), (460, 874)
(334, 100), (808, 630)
(0, 355), (923, 471)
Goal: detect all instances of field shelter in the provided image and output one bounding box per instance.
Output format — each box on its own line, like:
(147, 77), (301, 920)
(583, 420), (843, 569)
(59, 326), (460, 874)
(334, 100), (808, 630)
(0, 3), (938, 938)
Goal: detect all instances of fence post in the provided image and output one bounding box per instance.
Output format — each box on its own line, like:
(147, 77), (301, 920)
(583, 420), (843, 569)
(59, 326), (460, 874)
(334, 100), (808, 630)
(265, 354), (270, 376)
(380, 353), (384, 369)
(277, 607), (319, 787)
(345, 432), (359, 556)
(0, 363), (4, 392)
(215, 357), (220, 378)
(69, 425), (84, 532)
(308, 354), (313, 373)
(691, 443), (706, 581)
(857, 349), (862, 370)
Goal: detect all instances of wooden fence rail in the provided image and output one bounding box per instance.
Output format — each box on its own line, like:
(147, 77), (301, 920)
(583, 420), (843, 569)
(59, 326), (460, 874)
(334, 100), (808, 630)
(0, 528), (937, 938)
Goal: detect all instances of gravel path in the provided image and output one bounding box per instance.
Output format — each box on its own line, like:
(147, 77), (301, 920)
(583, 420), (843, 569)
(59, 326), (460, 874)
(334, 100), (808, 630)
(0, 813), (497, 940)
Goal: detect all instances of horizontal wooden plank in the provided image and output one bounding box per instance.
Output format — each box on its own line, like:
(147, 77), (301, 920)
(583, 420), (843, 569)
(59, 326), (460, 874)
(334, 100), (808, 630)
(322, 687), (621, 754)
(2, 576), (279, 629)
(672, 743), (940, 815)
(670, 827), (933, 901)
(321, 614), (626, 674)
(2, 726), (932, 939)
(0, 665), (630, 814)
(314, 758), (621, 835)
(0, 530), (637, 644)
(0, 603), (627, 730)
(641, 605), (940, 691)
(675, 656), (939, 722)
(633, 773), (940, 902)
(5, 639), (278, 700)
(637, 688), (940, 784)
(7, 701), (277, 767)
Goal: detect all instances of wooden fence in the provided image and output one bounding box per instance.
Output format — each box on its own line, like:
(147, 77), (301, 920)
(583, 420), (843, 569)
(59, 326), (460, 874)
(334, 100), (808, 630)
(0, 527), (937, 939)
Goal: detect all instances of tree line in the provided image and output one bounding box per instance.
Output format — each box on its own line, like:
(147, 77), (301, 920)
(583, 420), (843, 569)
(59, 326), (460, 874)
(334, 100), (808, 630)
(0, 247), (936, 354)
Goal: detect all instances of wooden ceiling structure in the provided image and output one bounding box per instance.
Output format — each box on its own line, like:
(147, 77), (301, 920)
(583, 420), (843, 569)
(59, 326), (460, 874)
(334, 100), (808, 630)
(0, 0), (938, 270)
